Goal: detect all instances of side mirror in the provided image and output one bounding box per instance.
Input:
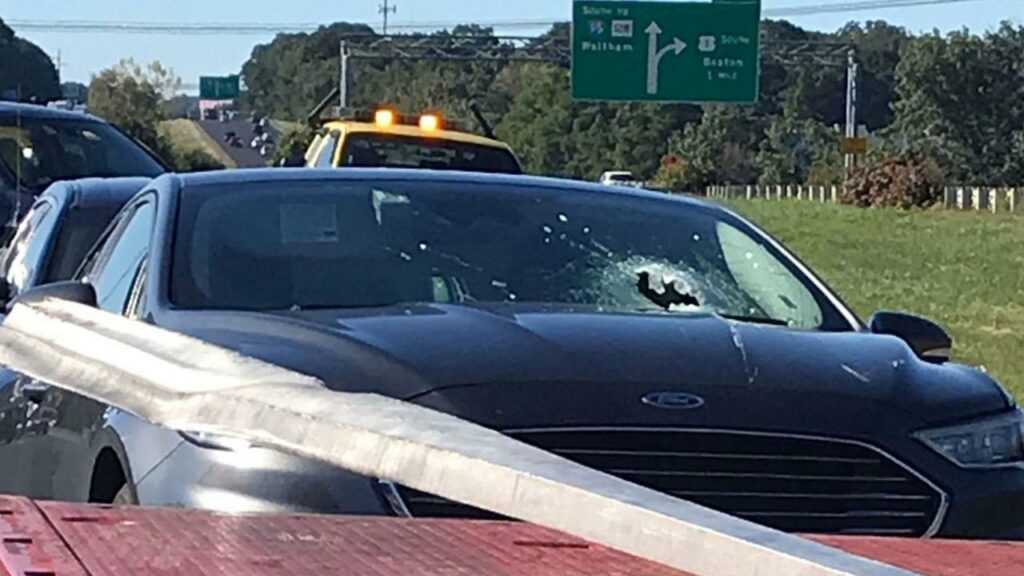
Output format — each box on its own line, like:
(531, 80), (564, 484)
(9, 281), (97, 310)
(868, 311), (952, 363)
(278, 155), (306, 168)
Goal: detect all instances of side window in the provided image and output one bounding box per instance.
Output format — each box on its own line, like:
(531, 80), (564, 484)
(716, 221), (823, 329)
(125, 258), (148, 320)
(314, 132), (340, 168)
(88, 201), (155, 314)
(2, 200), (57, 295)
(304, 133), (324, 163)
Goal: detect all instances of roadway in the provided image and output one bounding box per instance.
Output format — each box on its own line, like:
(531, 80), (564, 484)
(197, 119), (278, 168)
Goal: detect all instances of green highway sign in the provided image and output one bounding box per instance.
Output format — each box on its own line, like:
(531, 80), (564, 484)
(199, 75), (241, 100)
(571, 0), (761, 103)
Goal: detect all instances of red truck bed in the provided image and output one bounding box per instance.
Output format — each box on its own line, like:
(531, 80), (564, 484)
(1, 495), (1022, 575)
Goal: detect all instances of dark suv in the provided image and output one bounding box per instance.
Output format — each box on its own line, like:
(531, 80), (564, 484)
(0, 102), (165, 239)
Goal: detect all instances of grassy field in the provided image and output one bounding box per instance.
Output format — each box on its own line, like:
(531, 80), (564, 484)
(724, 199), (1024, 398)
(157, 119), (237, 168)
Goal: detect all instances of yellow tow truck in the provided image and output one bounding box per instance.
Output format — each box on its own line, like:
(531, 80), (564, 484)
(293, 108), (523, 174)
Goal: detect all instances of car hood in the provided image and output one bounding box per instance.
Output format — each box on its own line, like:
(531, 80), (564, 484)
(161, 303), (1011, 431)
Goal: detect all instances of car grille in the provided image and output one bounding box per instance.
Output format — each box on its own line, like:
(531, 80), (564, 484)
(391, 428), (945, 536)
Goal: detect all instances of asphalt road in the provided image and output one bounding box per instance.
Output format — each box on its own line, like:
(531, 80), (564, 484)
(197, 119), (278, 168)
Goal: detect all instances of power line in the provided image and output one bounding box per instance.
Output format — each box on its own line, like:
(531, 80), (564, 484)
(5, 0), (1006, 36)
(767, 0), (994, 16)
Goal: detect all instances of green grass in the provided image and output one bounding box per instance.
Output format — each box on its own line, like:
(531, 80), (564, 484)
(157, 119), (237, 169)
(724, 199), (1024, 398)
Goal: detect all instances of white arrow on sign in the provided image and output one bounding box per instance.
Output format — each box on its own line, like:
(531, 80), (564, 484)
(645, 21), (687, 95)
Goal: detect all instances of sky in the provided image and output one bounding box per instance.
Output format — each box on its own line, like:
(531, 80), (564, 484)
(2, 0), (1022, 87)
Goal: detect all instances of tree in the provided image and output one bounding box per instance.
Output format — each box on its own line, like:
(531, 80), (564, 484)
(171, 148), (224, 173)
(88, 59), (175, 159)
(495, 65), (572, 176)
(0, 19), (60, 102)
(662, 105), (762, 188)
(756, 90), (844, 185)
(240, 23), (375, 119)
(889, 24), (1024, 184)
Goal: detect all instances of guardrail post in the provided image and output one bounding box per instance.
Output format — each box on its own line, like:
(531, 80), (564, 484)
(990, 189), (998, 214)
(971, 187), (981, 211)
(830, 186), (838, 203)
(775, 185), (782, 200)
(956, 187), (964, 210)
(746, 185), (753, 200)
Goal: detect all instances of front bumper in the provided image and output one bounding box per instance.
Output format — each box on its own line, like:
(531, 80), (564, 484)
(136, 439), (392, 516)
(933, 466), (1024, 540)
(138, 438), (1024, 540)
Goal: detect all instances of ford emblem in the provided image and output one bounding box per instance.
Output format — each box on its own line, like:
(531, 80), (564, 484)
(641, 391), (705, 410)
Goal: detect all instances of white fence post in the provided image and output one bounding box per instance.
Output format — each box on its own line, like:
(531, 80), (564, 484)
(971, 187), (981, 211)
(990, 189), (998, 214)
(956, 187), (965, 210)
(830, 186), (838, 203)
(1011, 188), (1019, 212)
(775, 185), (783, 200)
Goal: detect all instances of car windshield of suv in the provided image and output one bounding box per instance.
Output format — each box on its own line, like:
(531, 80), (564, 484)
(0, 117), (164, 191)
(339, 133), (522, 174)
(172, 180), (847, 330)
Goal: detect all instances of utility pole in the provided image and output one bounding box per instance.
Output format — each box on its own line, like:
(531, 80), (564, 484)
(378, 0), (397, 35)
(844, 49), (859, 176)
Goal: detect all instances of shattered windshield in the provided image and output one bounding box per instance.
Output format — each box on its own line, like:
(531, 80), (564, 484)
(170, 180), (845, 330)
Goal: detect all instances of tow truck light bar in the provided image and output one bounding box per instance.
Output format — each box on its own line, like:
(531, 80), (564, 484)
(374, 109), (396, 128)
(419, 114), (440, 132)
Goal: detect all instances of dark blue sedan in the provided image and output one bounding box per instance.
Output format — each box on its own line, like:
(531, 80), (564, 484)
(2, 168), (1021, 540)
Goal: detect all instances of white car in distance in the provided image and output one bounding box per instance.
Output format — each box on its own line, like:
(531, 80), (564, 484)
(598, 171), (643, 187)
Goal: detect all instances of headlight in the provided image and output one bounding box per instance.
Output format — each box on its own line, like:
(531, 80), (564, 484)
(916, 410), (1024, 469)
(179, 431), (253, 452)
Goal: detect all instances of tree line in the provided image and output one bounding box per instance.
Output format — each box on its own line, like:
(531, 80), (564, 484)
(240, 19), (1024, 204)
(1, 19), (222, 173)
(7, 16), (1024, 205)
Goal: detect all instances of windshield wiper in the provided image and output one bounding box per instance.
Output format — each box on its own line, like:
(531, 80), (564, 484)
(715, 313), (789, 327)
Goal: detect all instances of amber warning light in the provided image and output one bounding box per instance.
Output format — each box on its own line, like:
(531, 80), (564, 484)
(419, 114), (441, 132)
(374, 109), (395, 128)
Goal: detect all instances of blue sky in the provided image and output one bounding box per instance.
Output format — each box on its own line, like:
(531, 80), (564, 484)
(2, 0), (1022, 85)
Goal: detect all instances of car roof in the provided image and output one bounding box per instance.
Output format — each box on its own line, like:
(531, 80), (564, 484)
(0, 101), (106, 124)
(320, 121), (513, 151)
(161, 168), (712, 209)
(40, 177), (152, 210)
